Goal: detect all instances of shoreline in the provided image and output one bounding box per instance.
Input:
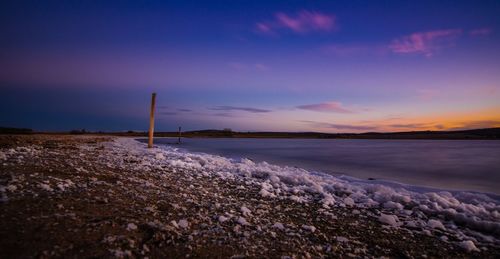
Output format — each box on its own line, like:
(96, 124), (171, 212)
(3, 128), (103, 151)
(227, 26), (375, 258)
(1, 134), (499, 258)
(143, 137), (500, 197)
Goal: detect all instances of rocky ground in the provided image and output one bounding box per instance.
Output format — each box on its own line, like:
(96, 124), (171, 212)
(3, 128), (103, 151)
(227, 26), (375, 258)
(0, 135), (499, 258)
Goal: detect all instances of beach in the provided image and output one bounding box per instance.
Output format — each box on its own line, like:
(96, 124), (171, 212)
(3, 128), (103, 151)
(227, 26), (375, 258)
(1, 135), (499, 258)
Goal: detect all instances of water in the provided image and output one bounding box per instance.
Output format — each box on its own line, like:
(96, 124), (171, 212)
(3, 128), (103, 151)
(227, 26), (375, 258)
(152, 138), (500, 195)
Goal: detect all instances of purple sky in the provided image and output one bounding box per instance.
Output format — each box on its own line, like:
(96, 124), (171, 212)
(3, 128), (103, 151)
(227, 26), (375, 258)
(1, 0), (499, 132)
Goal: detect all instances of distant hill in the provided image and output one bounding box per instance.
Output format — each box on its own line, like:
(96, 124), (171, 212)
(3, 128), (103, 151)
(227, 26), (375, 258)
(6, 127), (500, 139)
(110, 127), (500, 140)
(0, 127), (33, 134)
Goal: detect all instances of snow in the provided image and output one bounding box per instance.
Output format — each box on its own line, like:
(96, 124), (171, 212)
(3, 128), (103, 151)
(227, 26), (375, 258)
(427, 219), (446, 230)
(241, 206), (252, 217)
(273, 222), (285, 230)
(103, 138), (500, 248)
(38, 183), (53, 192)
(178, 219), (189, 229)
(237, 217), (248, 225)
(343, 197), (355, 206)
(378, 214), (401, 227)
(218, 215), (229, 223)
(170, 220), (179, 228)
(459, 240), (480, 252)
(383, 201), (404, 210)
(155, 153), (165, 160)
(126, 223), (137, 231)
(320, 194), (335, 207)
(6, 185), (17, 192)
(109, 249), (132, 258)
(302, 225), (316, 232)
(336, 236), (349, 242)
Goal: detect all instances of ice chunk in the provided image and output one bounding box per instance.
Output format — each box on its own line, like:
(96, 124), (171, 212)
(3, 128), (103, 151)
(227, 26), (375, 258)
(39, 183), (53, 192)
(155, 153), (165, 160)
(336, 236), (349, 242)
(218, 215), (229, 223)
(321, 194), (335, 207)
(378, 214), (401, 227)
(6, 185), (17, 192)
(237, 217), (248, 225)
(459, 240), (479, 252)
(273, 222), (285, 230)
(343, 197), (355, 206)
(171, 220), (179, 228)
(427, 219), (446, 230)
(383, 201), (404, 210)
(259, 188), (275, 198)
(241, 206), (252, 217)
(289, 195), (303, 203)
(126, 223), (137, 231)
(302, 225), (316, 232)
(178, 219), (189, 229)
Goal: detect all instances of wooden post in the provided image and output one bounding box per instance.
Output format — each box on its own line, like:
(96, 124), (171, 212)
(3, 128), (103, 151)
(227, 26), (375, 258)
(178, 126), (181, 144)
(148, 93), (156, 148)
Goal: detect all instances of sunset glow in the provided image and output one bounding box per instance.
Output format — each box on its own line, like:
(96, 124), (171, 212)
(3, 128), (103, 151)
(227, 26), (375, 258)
(1, 1), (499, 132)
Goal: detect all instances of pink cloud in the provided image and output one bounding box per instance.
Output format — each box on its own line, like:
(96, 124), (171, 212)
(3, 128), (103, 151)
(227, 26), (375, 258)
(389, 29), (462, 57)
(300, 120), (377, 131)
(255, 22), (275, 35)
(256, 10), (336, 35)
(469, 27), (492, 37)
(297, 101), (353, 113)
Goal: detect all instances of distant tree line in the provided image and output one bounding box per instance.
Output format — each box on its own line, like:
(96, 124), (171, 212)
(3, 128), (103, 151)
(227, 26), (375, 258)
(0, 127), (33, 134)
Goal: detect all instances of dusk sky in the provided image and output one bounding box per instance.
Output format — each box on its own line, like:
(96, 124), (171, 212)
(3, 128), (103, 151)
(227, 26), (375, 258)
(1, 0), (499, 132)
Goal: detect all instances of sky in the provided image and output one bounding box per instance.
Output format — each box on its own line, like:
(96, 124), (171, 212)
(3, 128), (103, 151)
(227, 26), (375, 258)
(1, 0), (500, 132)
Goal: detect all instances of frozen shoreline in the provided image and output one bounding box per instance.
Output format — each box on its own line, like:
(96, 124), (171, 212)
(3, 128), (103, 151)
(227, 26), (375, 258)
(146, 136), (500, 195)
(1, 135), (499, 257)
(156, 137), (500, 199)
(141, 138), (500, 246)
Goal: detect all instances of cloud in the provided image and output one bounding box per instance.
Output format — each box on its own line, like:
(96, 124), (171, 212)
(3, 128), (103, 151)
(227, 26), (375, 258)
(210, 106), (271, 113)
(296, 101), (353, 113)
(452, 120), (500, 130)
(256, 23), (275, 35)
(159, 107), (192, 113)
(160, 112), (178, 116)
(256, 10), (336, 35)
(469, 27), (492, 37)
(212, 112), (235, 117)
(389, 29), (462, 57)
(388, 123), (431, 129)
(300, 120), (377, 131)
